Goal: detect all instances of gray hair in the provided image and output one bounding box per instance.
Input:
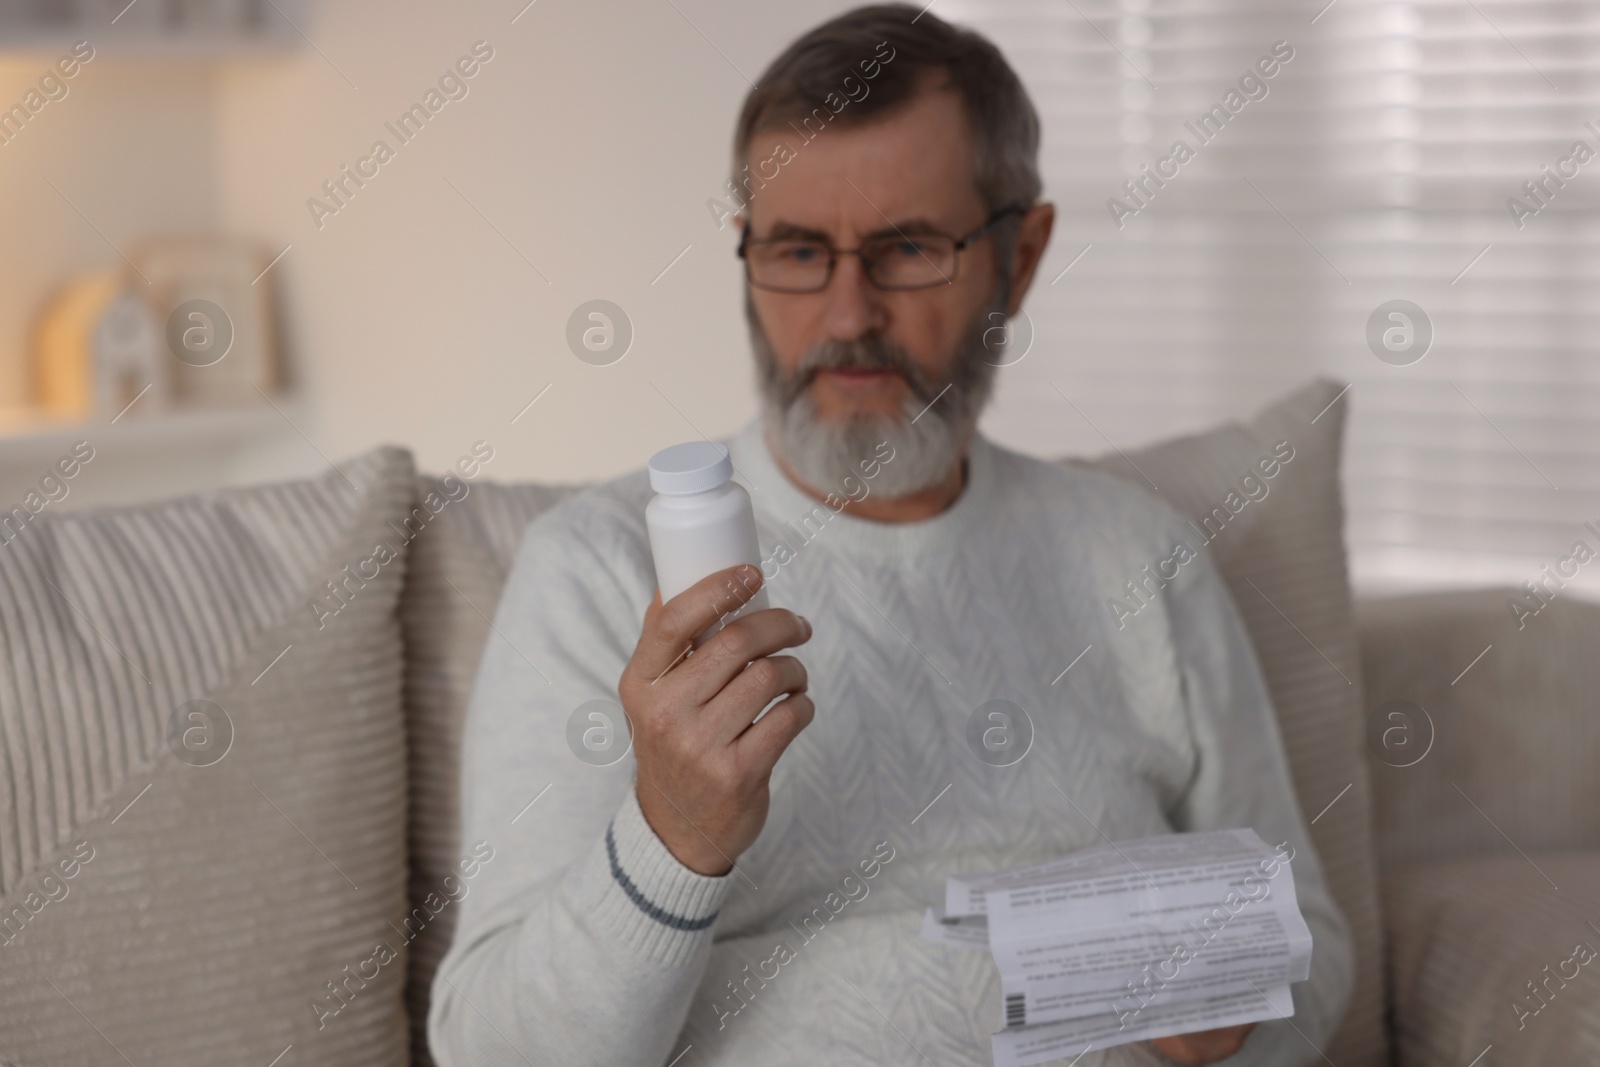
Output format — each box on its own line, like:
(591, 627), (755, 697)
(729, 3), (1041, 261)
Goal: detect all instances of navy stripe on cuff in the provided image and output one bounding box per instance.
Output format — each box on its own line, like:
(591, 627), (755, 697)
(605, 822), (720, 931)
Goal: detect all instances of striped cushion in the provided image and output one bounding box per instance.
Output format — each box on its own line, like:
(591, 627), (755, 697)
(0, 447), (415, 1067)
(1384, 852), (1600, 1065)
(1073, 377), (1387, 1067)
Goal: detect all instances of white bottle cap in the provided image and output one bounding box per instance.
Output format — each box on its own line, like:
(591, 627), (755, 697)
(648, 441), (733, 495)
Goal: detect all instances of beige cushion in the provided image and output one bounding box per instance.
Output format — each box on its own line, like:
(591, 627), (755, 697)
(402, 378), (1386, 1065)
(1383, 852), (1600, 1065)
(0, 447), (415, 1066)
(1072, 377), (1387, 1067)
(399, 477), (581, 1067)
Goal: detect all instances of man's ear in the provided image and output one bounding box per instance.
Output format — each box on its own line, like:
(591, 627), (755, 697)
(1006, 202), (1056, 316)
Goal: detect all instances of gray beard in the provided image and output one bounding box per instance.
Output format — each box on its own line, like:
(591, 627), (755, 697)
(747, 282), (1009, 500)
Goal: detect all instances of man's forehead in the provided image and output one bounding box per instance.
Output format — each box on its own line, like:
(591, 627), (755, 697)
(741, 91), (982, 235)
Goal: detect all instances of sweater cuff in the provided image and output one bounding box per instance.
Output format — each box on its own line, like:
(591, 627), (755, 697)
(576, 785), (732, 968)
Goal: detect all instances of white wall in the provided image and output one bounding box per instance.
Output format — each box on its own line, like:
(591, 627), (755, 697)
(210, 0), (873, 489)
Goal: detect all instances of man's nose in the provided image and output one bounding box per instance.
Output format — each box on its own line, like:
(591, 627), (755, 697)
(821, 251), (886, 341)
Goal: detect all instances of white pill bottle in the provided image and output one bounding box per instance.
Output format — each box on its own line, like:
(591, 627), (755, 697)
(645, 440), (771, 648)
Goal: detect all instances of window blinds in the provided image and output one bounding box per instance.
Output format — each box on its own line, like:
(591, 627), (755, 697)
(945, 0), (1600, 597)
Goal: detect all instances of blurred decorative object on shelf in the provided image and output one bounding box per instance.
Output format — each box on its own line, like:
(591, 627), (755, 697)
(130, 235), (282, 408)
(0, 0), (306, 56)
(32, 272), (169, 420)
(29, 235), (283, 424)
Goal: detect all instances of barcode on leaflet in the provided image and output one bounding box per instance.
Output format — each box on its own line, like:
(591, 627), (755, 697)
(1005, 993), (1026, 1028)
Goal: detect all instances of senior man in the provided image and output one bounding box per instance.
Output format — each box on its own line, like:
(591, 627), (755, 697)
(428, 5), (1353, 1066)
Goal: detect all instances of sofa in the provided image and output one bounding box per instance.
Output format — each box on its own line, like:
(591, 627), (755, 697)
(1, 377), (1595, 1067)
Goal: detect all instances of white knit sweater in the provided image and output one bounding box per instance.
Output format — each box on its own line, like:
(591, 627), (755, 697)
(427, 415), (1353, 1067)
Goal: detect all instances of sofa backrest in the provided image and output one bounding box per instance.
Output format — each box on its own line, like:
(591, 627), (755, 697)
(398, 477), (582, 1067)
(1357, 586), (1600, 871)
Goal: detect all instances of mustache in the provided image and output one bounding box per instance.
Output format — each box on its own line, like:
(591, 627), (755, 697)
(784, 336), (939, 407)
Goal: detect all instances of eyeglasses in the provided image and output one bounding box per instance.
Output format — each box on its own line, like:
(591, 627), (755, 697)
(737, 205), (1027, 293)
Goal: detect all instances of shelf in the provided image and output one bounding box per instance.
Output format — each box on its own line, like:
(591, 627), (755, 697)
(0, 0), (309, 60)
(0, 30), (300, 59)
(0, 397), (298, 467)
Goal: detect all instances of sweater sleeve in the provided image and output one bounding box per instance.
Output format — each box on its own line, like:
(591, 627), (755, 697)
(427, 499), (734, 1067)
(1158, 537), (1355, 1067)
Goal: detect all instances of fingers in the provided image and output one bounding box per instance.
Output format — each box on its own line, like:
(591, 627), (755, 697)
(622, 567), (815, 876)
(675, 604), (806, 703)
(630, 564), (765, 684)
(677, 608), (811, 707)
(1150, 1023), (1254, 1065)
(701, 654), (808, 746)
(733, 690), (816, 771)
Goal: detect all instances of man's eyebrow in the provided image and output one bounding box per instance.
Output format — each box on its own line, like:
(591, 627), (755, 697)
(763, 221), (832, 241)
(865, 218), (946, 238)
(759, 218), (950, 241)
